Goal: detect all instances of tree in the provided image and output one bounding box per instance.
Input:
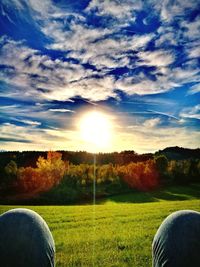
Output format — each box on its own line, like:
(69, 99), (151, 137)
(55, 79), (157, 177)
(4, 160), (18, 186)
(154, 155), (168, 182)
(120, 160), (159, 191)
(155, 155), (168, 172)
(17, 151), (66, 193)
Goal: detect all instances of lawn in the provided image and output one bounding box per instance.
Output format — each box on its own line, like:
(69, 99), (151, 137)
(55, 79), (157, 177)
(0, 185), (200, 267)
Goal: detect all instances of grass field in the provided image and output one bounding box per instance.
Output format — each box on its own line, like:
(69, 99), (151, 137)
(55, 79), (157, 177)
(0, 185), (200, 267)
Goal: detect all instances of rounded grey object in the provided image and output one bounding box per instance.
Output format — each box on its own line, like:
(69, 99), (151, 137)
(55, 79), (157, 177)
(152, 210), (200, 267)
(0, 208), (55, 267)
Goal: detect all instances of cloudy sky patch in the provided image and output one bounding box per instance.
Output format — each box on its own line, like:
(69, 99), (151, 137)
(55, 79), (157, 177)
(0, 0), (199, 152)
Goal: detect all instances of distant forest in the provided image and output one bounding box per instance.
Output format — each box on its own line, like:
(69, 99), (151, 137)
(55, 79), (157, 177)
(0, 147), (199, 204)
(1, 146), (200, 166)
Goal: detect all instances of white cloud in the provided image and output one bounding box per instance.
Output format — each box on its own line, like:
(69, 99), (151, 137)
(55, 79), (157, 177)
(116, 63), (199, 95)
(49, 109), (75, 113)
(0, 38), (96, 101)
(1, 104), (199, 153)
(181, 16), (200, 41)
(171, 67), (199, 83)
(15, 119), (41, 126)
(1, 117), (200, 153)
(86, 0), (142, 21)
(148, 110), (179, 120)
(155, 27), (178, 47)
(0, 123), (39, 144)
(0, 101), (75, 133)
(143, 118), (161, 128)
(0, 122), (80, 151)
(184, 40), (200, 60)
(1, 35), (199, 101)
(115, 74), (176, 95)
(112, 119), (200, 153)
(46, 19), (153, 70)
(2, 0), (25, 12)
(152, 0), (198, 22)
(2, 0), (70, 25)
(138, 49), (175, 67)
(1, 0), (199, 103)
(187, 83), (200, 95)
(122, 104), (200, 150)
(45, 76), (117, 101)
(0, 38), (89, 82)
(68, 34), (153, 70)
(180, 105), (200, 120)
(0, 104), (20, 110)
(45, 22), (112, 51)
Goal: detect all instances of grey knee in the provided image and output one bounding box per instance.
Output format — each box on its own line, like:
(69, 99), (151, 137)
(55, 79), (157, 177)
(152, 210), (200, 267)
(0, 208), (55, 267)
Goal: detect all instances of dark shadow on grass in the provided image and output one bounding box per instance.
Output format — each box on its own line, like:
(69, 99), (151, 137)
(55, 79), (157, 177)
(96, 191), (156, 204)
(168, 185), (200, 199)
(96, 184), (200, 204)
(1, 184), (199, 206)
(152, 191), (188, 201)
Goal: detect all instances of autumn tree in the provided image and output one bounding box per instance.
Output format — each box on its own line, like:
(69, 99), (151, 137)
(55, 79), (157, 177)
(17, 151), (66, 193)
(120, 160), (159, 191)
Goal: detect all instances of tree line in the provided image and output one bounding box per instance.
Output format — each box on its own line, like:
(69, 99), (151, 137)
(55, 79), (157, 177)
(0, 150), (199, 204)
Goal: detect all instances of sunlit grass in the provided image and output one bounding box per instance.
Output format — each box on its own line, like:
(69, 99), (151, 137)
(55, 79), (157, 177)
(0, 186), (200, 266)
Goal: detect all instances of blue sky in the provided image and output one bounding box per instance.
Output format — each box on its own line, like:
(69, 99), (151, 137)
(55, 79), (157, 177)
(0, 0), (199, 153)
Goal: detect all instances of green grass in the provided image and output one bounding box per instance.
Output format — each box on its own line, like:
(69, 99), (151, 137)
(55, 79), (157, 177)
(0, 186), (200, 266)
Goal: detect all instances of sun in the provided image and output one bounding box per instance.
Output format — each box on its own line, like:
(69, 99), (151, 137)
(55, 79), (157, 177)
(78, 110), (113, 152)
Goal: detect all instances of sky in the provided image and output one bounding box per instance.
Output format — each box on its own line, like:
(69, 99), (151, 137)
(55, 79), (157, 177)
(0, 0), (200, 153)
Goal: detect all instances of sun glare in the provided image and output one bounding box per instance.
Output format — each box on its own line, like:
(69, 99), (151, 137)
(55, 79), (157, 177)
(78, 111), (112, 152)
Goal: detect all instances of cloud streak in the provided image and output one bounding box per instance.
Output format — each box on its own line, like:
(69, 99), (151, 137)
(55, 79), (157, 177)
(49, 109), (75, 113)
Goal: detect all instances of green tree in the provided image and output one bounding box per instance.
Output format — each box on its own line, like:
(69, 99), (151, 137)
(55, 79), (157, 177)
(4, 160), (18, 184)
(154, 155), (168, 182)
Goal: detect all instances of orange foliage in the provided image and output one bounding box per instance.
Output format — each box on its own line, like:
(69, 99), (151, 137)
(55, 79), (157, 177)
(17, 152), (159, 194)
(119, 160), (159, 191)
(18, 167), (40, 192)
(17, 151), (66, 193)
